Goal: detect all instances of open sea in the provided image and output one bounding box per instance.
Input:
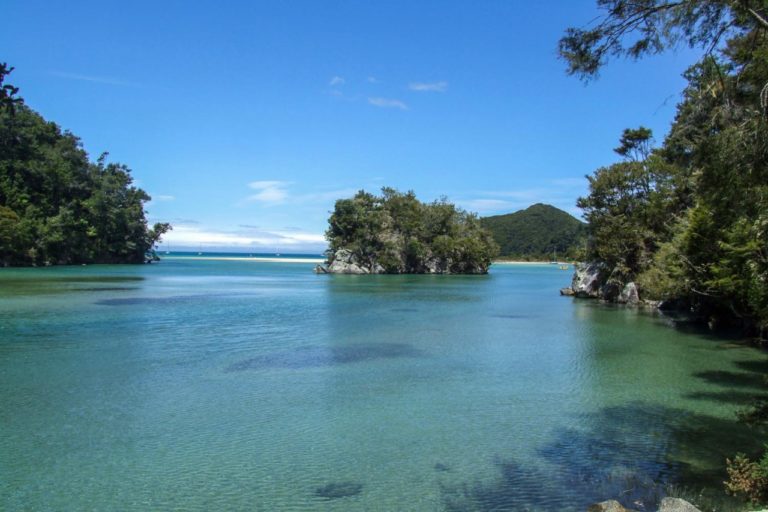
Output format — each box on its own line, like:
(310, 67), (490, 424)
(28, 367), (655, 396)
(1, 254), (765, 511)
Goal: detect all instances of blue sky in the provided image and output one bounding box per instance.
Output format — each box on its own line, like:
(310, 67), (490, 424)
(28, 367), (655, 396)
(3, 1), (702, 252)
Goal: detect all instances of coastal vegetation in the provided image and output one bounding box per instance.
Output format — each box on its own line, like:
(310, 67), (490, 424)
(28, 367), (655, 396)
(0, 64), (169, 266)
(560, 0), (768, 502)
(480, 203), (586, 261)
(323, 188), (498, 274)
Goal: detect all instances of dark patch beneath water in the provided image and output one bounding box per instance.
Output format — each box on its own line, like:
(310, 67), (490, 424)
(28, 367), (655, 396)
(54, 275), (145, 283)
(226, 343), (423, 372)
(314, 481), (363, 500)
(434, 462), (451, 472)
(95, 296), (198, 306)
(490, 314), (531, 320)
(95, 293), (253, 306)
(74, 286), (139, 292)
(391, 307), (419, 313)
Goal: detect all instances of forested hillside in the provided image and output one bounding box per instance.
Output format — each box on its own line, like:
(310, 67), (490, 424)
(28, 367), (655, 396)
(0, 65), (169, 266)
(480, 203), (585, 260)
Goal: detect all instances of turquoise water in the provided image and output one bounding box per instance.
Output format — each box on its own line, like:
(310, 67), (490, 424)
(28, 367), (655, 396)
(1, 258), (766, 511)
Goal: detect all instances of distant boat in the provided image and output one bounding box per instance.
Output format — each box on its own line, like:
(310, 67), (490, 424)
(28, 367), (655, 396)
(559, 264), (570, 270)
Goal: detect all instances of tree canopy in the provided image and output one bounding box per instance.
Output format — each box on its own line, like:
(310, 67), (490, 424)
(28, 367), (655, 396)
(0, 66), (170, 266)
(325, 188), (498, 274)
(559, 0), (768, 80)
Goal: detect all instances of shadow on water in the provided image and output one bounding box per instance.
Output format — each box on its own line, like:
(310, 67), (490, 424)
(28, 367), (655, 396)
(439, 402), (762, 512)
(734, 359), (768, 374)
(692, 370), (766, 390)
(685, 390), (768, 405)
(225, 342), (424, 372)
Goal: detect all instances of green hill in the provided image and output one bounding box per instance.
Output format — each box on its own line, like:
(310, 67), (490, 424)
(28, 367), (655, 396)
(480, 203), (585, 260)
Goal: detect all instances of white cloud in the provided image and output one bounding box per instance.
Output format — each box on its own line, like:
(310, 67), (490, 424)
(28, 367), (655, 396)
(329, 76), (345, 86)
(160, 224), (326, 249)
(368, 97), (408, 110)
(247, 180), (291, 204)
(459, 199), (516, 214)
(408, 81), (448, 92)
(50, 71), (140, 87)
(367, 76), (379, 83)
(154, 194), (175, 201)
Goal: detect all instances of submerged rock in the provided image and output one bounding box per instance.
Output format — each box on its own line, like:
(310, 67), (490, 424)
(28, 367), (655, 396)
(657, 497), (701, 512)
(587, 501), (636, 512)
(314, 481), (363, 500)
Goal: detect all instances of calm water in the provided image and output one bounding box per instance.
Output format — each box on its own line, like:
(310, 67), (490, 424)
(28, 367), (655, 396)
(1, 257), (766, 511)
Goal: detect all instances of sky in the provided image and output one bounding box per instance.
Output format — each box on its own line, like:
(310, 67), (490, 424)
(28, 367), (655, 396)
(2, 1), (704, 253)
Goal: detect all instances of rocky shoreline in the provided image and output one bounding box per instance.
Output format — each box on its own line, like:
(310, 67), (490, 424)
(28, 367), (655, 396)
(589, 498), (702, 512)
(559, 262), (654, 307)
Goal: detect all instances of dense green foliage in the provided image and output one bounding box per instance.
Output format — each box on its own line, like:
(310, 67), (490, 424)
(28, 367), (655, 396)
(562, 0), (768, 501)
(480, 203), (586, 260)
(0, 63), (21, 113)
(0, 66), (169, 266)
(326, 188), (498, 273)
(562, 0), (768, 337)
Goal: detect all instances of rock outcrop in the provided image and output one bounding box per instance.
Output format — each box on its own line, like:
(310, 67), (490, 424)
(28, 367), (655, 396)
(570, 262), (609, 298)
(561, 262), (643, 306)
(318, 248), (489, 275)
(324, 249), (382, 275)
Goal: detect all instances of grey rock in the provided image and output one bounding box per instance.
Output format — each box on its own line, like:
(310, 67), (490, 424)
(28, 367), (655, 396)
(326, 249), (369, 274)
(326, 249), (385, 274)
(571, 262), (608, 298)
(657, 497), (701, 512)
(618, 282), (640, 305)
(314, 264), (328, 274)
(560, 287), (576, 296)
(600, 280), (622, 301)
(587, 500), (634, 512)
